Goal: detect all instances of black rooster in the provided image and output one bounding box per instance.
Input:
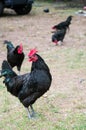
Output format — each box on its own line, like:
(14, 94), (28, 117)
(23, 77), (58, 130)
(52, 16), (73, 31)
(52, 28), (67, 45)
(4, 40), (25, 74)
(0, 49), (52, 118)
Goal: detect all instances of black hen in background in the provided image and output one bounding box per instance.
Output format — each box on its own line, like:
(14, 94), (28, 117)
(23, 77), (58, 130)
(0, 49), (52, 118)
(43, 8), (49, 13)
(4, 40), (25, 74)
(52, 28), (67, 45)
(52, 16), (73, 31)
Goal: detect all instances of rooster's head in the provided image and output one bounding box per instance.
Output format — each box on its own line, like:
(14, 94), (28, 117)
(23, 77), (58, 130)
(17, 44), (23, 54)
(52, 26), (56, 30)
(28, 49), (38, 62)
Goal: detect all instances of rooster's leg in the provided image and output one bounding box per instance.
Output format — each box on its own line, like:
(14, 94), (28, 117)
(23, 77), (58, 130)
(58, 41), (63, 46)
(18, 71), (20, 75)
(0, 70), (2, 77)
(26, 107), (32, 119)
(26, 105), (35, 119)
(30, 105), (35, 117)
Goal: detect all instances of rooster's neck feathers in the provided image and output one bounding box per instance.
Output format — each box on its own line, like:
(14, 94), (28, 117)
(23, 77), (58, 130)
(13, 46), (19, 54)
(31, 54), (50, 72)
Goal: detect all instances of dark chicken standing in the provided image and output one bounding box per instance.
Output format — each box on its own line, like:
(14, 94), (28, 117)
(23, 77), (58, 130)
(52, 28), (67, 45)
(52, 16), (73, 31)
(4, 40), (25, 74)
(0, 49), (52, 118)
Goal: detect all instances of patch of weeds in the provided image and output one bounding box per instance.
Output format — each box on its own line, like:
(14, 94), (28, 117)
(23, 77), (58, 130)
(56, 113), (86, 130)
(2, 93), (11, 113)
(57, 93), (68, 99)
(48, 103), (59, 114)
(65, 49), (86, 69)
(75, 103), (86, 110)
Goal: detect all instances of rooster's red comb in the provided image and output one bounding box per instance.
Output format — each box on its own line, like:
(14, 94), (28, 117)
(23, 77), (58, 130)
(28, 49), (38, 57)
(17, 43), (23, 54)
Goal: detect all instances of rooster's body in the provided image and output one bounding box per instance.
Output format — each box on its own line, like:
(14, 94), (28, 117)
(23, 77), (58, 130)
(52, 16), (73, 31)
(52, 28), (67, 45)
(0, 49), (52, 118)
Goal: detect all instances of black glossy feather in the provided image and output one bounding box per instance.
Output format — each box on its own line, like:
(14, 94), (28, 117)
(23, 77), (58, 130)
(52, 16), (73, 31)
(52, 28), (67, 43)
(0, 53), (52, 111)
(4, 40), (25, 72)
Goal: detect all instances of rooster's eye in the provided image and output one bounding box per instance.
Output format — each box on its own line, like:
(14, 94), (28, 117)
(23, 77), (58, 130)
(29, 56), (31, 58)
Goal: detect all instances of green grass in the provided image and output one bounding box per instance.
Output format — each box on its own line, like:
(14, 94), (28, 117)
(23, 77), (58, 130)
(63, 48), (86, 70)
(44, 47), (86, 71)
(56, 113), (86, 130)
(0, 100), (86, 130)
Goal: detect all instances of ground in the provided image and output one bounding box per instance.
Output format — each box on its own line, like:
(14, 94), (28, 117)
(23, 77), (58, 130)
(0, 1), (86, 130)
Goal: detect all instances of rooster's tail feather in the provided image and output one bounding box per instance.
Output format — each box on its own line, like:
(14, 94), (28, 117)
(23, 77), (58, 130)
(1, 60), (17, 77)
(4, 40), (14, 49)
(2, 60), (12, 70)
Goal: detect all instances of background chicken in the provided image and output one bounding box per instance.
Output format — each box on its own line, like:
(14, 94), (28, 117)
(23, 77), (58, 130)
(0, 49), (52, 118)
(52, 28), (67, 45)
(4, 40), (25, 74)
(52, 15), (73, 31)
